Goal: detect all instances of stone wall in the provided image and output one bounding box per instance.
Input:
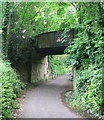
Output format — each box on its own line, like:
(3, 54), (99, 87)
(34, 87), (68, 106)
(16, 62), (31, 83)
(31, 51), (51, 83)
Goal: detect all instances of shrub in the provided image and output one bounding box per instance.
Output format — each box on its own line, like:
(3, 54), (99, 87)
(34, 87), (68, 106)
(50, 55), (71, 76)
(0, 59), (25, 118)
(66, 65), (103, 119)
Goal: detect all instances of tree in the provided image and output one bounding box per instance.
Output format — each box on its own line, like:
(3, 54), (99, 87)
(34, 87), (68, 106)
(64, 2), (104, 118)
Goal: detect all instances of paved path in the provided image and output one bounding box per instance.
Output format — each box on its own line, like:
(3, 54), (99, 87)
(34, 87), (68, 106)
(17, 74), (83, 118)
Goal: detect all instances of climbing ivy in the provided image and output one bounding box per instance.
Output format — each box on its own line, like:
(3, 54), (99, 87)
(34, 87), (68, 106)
(1, 2), (104, 119)
(64, 2), (104, 119)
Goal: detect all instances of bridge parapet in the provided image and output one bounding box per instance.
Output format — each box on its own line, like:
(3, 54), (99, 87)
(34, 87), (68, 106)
(35, 29), (74, 49)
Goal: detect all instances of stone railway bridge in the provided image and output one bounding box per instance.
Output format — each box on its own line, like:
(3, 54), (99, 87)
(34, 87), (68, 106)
(10, 29), (76, 83)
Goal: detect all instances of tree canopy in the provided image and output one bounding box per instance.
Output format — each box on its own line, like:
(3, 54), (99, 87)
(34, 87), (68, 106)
(1, 2), (104, 119)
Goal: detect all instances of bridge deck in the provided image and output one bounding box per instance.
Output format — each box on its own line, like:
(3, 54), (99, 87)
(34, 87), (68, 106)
(32, 29), (75, 55)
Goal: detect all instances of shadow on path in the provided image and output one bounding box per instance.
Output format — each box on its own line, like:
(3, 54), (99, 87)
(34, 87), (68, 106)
(16, 74), (84, 118)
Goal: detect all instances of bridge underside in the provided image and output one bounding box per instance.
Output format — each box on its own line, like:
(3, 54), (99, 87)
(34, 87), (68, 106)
(35, 46), (67, 55)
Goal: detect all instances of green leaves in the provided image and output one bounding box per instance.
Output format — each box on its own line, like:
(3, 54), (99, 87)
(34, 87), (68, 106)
(0, 59), (25, 118)
(64, 2), (104, 119)
(66, 65), (103, 117)
(50, 55), (71, 76)
(7, 2), (76, 36)
(65, 2), (103, 69)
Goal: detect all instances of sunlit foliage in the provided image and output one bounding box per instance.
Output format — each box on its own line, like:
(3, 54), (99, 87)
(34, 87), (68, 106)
(64, 3), (104, 119)
(1, 2), (104, 119)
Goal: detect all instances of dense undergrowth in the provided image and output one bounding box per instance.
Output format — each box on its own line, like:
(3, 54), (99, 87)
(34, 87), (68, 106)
(0, 59), (25, 119)
(2, 2), (104, 119)
(50, 55), (71, 76)
(65, 65), (103, 119)
(64, 3), (104, 119)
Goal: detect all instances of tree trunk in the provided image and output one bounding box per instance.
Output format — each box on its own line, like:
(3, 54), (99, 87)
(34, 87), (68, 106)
(73, 67), (76, 90)
(0, 2), (3, 58)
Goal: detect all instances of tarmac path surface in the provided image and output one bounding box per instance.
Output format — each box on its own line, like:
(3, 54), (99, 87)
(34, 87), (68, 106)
(17, 74), (84, 118)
